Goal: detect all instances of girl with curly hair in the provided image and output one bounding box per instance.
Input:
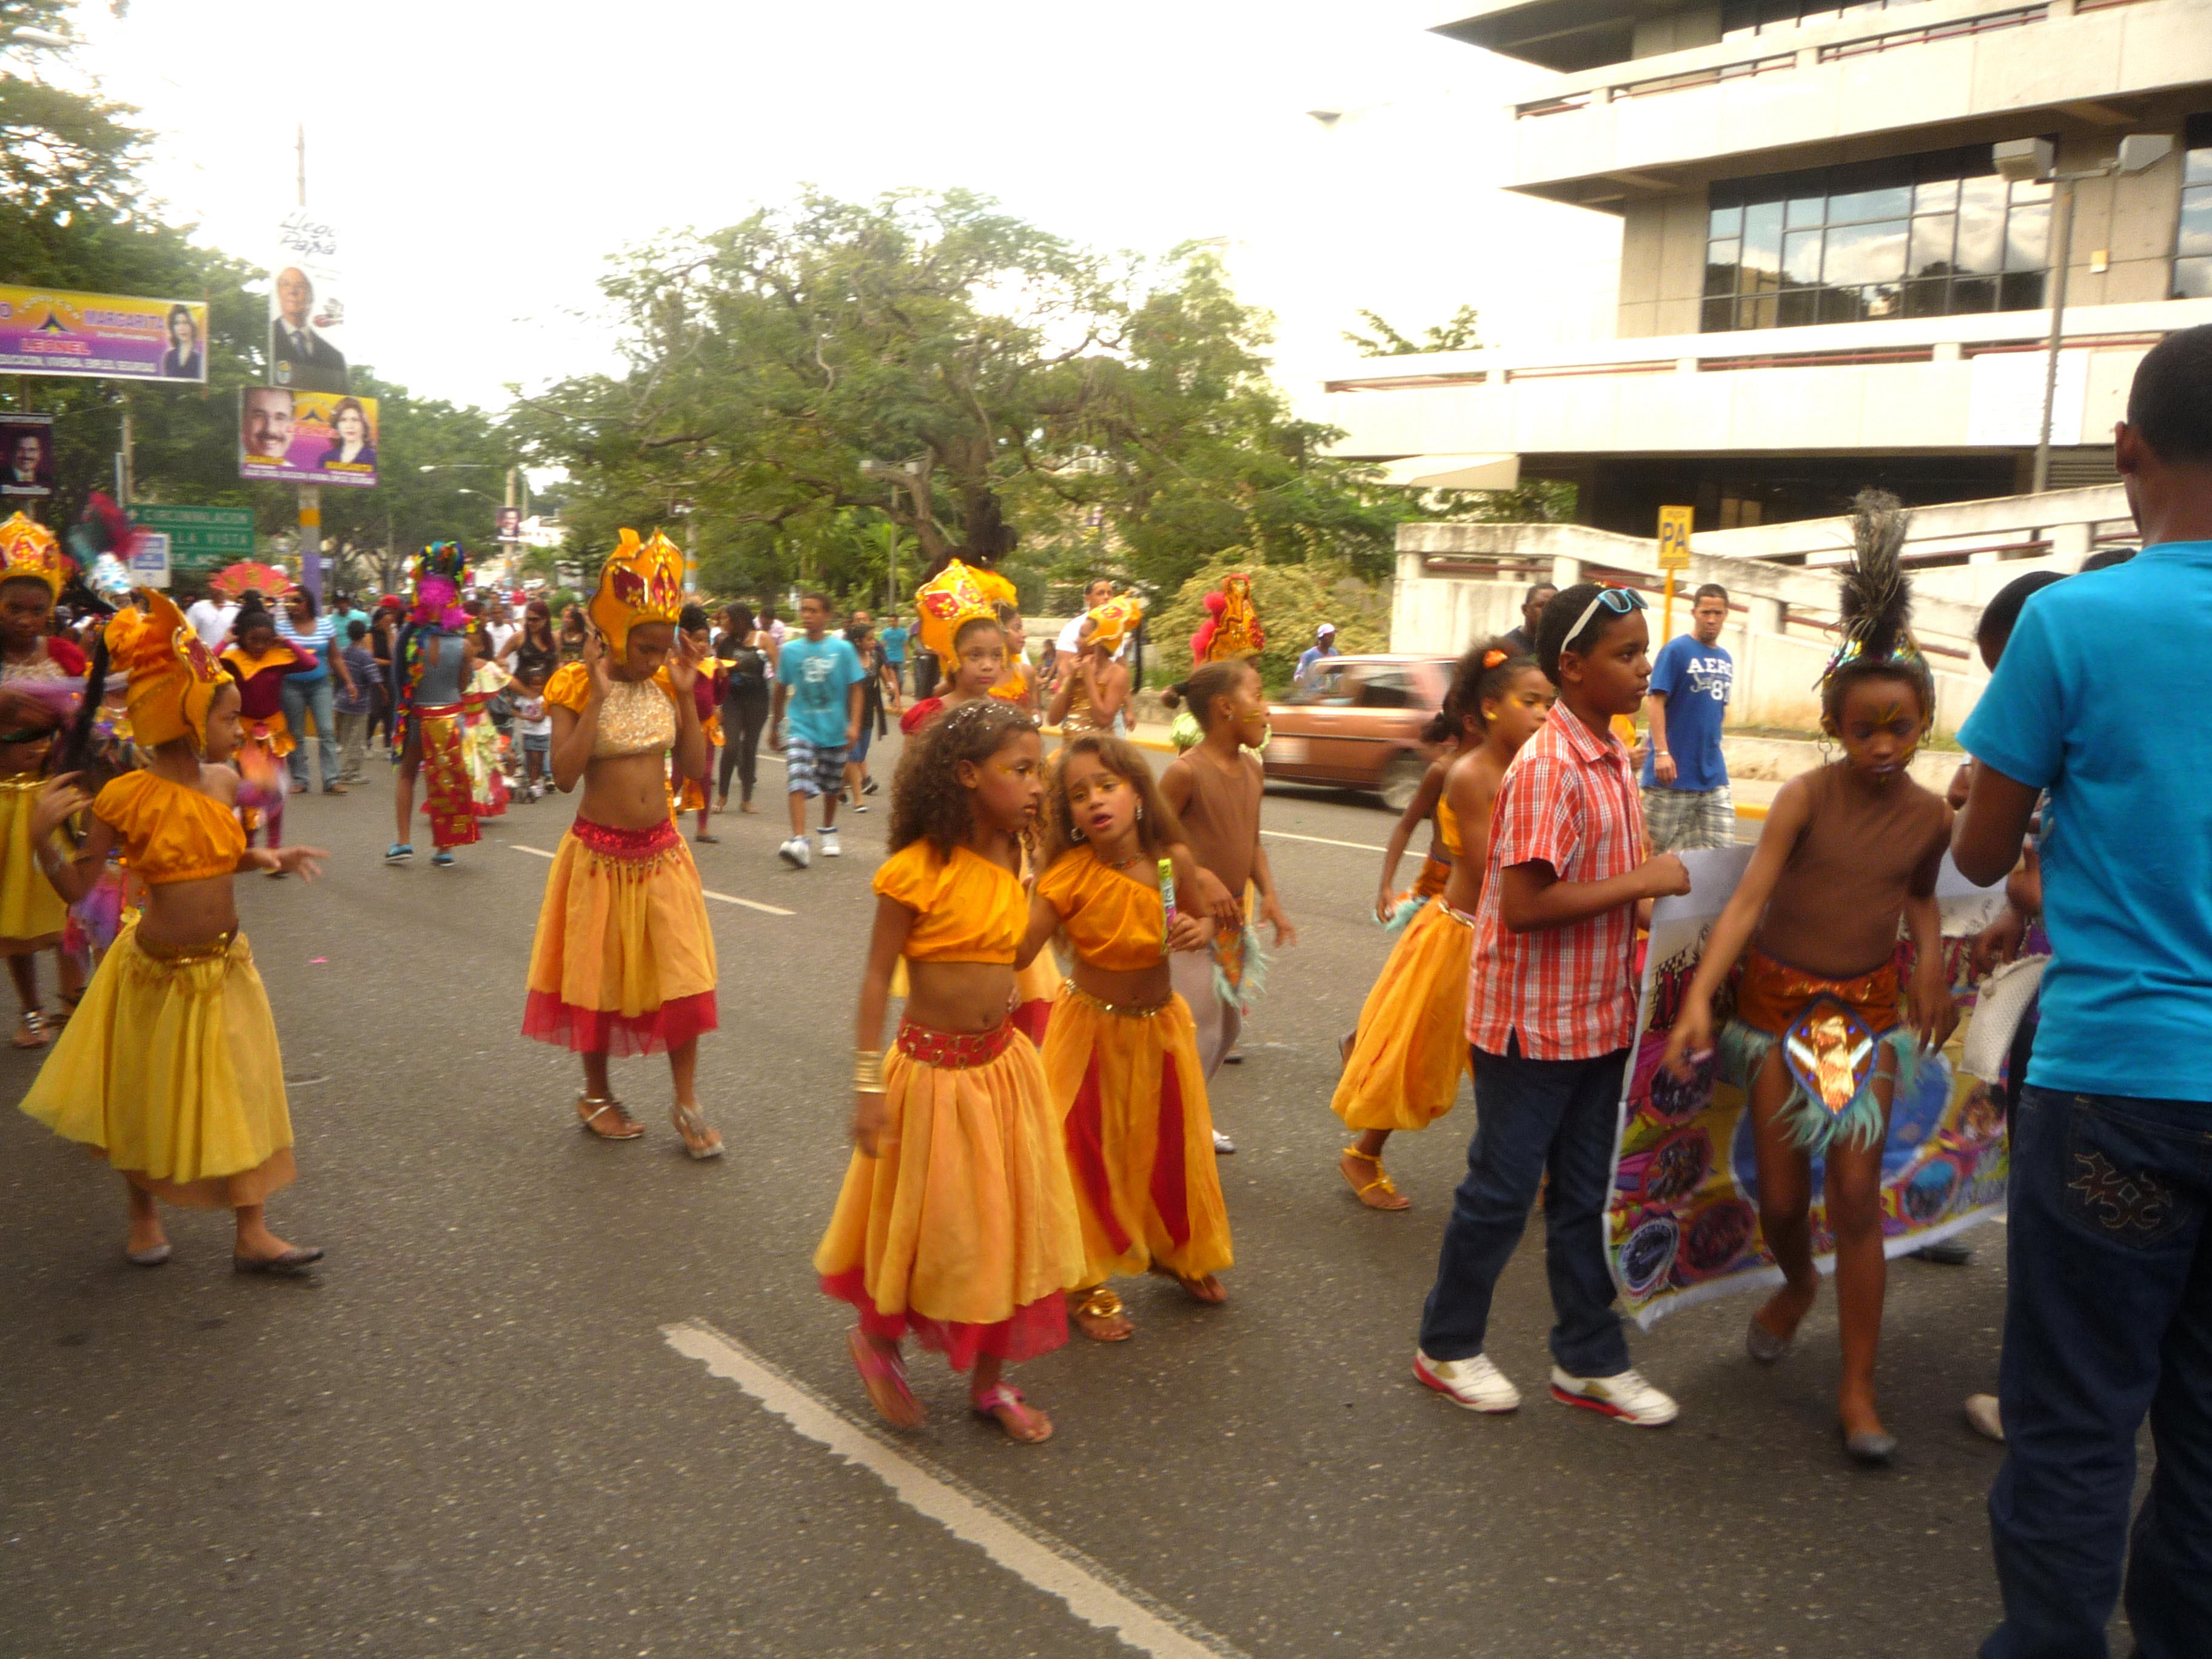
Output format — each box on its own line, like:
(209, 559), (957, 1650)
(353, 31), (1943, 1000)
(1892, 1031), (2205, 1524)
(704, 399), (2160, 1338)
(1020, 732), (1230, 1342)
(814, 699), (1084, 1444)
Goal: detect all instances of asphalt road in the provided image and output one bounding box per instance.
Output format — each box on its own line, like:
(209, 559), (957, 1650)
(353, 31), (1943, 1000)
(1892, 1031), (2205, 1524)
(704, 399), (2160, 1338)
(0, 733), (2023, 1659)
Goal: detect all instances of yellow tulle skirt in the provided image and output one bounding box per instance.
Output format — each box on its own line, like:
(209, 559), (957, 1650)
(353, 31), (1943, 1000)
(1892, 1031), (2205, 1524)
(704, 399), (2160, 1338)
(1, 775), (67, 949)
(816, 1021), (1084, 1367)
(1041, 984), (1232, 1285)
(16, 924), (296, 1206)
(1330, 899), (1478, 1134)
(523, 818), (719, 1056)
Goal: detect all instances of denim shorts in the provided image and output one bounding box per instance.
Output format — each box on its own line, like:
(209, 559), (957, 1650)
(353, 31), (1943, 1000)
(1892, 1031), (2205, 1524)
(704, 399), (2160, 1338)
(784, 736), (847, 797)
(521, 732), (551, 755)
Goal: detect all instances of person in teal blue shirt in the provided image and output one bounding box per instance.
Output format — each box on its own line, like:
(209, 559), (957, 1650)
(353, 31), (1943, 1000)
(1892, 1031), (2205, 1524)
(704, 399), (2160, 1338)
(768, 592), (865, 869)
(1954, 323), (2212, 1659)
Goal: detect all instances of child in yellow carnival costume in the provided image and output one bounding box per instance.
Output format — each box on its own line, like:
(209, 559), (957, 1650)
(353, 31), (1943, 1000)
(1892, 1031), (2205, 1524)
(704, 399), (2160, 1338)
(1333, 643), (1555, 1209)
(817, 699), (1083, 1445)
(523, 529), (724, 1160)
(1049, 594), (1142, 740)
(18, 589), (329, 1273)
(1022, 731), (1232, 1343)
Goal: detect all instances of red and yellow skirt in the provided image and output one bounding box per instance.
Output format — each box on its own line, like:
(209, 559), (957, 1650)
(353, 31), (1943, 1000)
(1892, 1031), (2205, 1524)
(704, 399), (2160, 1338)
(1041, 982), (1230, 1287)
(816, 1017), (1084, 1369)
(414, 702), (480, 850)
(521, 817), (719, 1056)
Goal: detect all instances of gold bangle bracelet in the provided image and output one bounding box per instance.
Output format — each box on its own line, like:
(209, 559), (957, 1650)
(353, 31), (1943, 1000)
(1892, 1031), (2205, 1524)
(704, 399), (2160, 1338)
(853, 1048), (886, 1092)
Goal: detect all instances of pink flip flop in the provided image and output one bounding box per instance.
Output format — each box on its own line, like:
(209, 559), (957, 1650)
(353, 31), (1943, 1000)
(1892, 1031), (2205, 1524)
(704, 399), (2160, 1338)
(971, 1382), (1052, 1444)
(848, 1327), (923, 1429)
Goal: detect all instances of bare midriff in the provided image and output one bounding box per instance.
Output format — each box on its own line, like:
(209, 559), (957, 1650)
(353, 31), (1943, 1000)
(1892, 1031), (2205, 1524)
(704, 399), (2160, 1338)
(902, 960), (1019, 1035)
(577, 750), (675, 833)
(1071, 954), (1171, 1011)
(1755, 762), (1949, 979)
(132, 874), (239, 953)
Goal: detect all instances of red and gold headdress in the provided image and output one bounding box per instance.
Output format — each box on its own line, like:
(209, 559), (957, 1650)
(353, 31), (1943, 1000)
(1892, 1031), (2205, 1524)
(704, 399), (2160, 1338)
(0, 512), (70, 601)
(913, 558), (1014, 662)
(1085, 592), (1145, 654)
(1208, 572), (1262, 660)
(589, 529), (685, 655)
(107, 588), (228, 749)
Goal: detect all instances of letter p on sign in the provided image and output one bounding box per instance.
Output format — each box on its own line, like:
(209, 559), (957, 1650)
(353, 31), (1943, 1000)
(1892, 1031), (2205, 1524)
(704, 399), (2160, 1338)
(1657, 505), (1694, 572)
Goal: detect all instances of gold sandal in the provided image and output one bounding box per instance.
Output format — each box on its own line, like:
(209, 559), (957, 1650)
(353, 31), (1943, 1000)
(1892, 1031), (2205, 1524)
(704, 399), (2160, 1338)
(1340, 1146), (1411, 1212)
(12, 1010), (48, 1050)
(1070, 1284), (1133, 1341)
(577, 1094), (643, 1141)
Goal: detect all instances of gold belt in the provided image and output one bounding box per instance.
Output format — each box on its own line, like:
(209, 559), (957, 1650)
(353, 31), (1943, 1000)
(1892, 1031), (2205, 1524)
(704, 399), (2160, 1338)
(1061, 979), (1172, 1019)
(134, 927), (238, 967)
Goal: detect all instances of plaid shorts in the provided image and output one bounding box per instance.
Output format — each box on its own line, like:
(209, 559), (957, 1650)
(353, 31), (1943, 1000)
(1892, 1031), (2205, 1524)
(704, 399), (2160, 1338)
(1641, 783), (1735, 852)
(784, 735), (848, 797)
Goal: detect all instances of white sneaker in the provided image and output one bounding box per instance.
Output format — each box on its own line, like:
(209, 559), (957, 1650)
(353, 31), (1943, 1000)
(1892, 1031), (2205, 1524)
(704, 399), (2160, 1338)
(1212, 1128), (1236, 1155)
(1414, 1350), (1521, 1413)
(779, 836), (811, 870)
(1548, 1364), (1678, 1427)
(820, 828), (842, 857)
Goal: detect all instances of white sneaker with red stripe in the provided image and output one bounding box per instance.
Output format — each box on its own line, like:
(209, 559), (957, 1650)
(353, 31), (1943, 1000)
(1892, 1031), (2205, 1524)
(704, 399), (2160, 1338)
(1548, 1365), (1678, 1427)
(1413, 1350), (1521, 1413)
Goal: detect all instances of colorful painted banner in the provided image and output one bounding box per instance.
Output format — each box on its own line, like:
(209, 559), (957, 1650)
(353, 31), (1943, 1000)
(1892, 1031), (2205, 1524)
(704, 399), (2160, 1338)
(238, 389), (378, 489)
(1606, 844), (2010, 1329)
(0, 286), (209, 382)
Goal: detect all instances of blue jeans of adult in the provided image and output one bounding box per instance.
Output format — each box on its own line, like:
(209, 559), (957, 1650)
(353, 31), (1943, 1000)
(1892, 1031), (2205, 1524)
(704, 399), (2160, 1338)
(281, 674), (338, 791)
(1417, 1036), (1632, 1379)
(1983, 1085), (2212, 1659)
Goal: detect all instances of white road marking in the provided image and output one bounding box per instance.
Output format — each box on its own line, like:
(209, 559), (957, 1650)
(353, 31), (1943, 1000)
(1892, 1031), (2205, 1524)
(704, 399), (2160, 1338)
(1259, 828), (1387, 854)
(505, 845), (793, 916)
(661, 1320), (1248, 1659)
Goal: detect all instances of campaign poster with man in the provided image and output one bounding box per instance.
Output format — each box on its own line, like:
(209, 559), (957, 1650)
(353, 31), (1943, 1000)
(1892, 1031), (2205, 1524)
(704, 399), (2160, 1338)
(239, 388), (378, 487)
(0, 414), (56, 497)
(497, 506), (522, 543)
(268, 209), (349, 394)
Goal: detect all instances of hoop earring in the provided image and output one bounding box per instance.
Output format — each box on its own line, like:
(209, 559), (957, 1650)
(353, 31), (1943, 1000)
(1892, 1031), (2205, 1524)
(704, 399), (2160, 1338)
(1071, 822), (1085, 840)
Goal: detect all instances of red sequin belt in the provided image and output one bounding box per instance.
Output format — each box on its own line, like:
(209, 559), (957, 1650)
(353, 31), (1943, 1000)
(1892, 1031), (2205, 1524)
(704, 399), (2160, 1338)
(571, 817), (680, 860)
(896, 1018), (1016, 1068)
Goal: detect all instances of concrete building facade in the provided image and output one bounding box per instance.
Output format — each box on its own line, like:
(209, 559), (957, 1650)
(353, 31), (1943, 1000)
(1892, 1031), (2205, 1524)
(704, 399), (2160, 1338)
(1321, 0), (2212, 537)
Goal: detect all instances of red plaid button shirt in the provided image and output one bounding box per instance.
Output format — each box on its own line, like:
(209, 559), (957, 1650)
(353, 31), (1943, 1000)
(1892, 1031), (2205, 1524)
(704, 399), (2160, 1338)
(1466, 702), (1648, 1060)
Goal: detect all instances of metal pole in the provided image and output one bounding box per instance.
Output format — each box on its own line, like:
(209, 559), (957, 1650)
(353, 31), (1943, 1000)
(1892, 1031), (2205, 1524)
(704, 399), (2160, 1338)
(292, 124), (320, 601)
(2031, 175), (2076, 497)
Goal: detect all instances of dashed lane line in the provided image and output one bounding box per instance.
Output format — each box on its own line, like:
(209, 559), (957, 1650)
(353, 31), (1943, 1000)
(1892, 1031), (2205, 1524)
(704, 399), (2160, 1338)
(1259, 828), (1387, 854)
(505, 845), (795, 916)
(661, 1319), (1250, 1659)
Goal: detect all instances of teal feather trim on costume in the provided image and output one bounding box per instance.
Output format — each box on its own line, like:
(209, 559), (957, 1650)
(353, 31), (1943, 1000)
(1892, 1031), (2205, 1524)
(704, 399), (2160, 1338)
(1380, 892), (1430, 934)
(1213, 927), (1270, 1014)
(1717, 1019), (1920, 1154)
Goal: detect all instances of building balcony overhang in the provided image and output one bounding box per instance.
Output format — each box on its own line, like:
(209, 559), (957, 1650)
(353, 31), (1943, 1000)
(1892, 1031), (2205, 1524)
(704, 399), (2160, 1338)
(1489, 0), (2212, 205)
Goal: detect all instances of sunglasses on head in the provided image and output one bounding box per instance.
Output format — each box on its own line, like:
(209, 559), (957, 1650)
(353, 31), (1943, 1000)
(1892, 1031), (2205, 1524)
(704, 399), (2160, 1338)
(1561, 586), (1648, 654)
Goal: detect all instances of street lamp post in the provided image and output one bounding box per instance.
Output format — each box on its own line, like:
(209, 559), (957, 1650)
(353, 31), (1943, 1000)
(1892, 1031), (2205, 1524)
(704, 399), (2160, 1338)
(1994, 133), (2176, 495)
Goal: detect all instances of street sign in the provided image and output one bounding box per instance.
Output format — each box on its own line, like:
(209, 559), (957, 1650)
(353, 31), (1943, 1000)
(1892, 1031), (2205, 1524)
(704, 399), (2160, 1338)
(128, 504), (256, 581)
(129, 532), (172, 588)
(1656, 504), (1695, 571)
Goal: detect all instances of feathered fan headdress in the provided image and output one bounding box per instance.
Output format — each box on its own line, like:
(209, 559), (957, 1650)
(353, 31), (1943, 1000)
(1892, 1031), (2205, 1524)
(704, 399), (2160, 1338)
(1822, 489), (1921, 685)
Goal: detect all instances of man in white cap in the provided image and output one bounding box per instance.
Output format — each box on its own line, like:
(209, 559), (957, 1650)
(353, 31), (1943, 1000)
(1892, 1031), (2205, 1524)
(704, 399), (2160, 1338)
(1295, 623), (1339, 688)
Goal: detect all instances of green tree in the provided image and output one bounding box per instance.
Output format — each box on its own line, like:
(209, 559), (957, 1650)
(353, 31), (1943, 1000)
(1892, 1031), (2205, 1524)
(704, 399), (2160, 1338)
(1342, 304), (1483, 357)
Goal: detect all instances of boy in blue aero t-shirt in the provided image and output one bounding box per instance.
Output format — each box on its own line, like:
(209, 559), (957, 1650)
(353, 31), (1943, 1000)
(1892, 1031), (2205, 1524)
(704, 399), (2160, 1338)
(1954, 323), (2212, 1659)
(768, 591), (865, 870)
(1640, 583), (1734, 851)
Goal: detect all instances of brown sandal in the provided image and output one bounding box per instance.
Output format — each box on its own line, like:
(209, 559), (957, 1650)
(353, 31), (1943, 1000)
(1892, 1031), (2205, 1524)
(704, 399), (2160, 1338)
(1340, 1146), (1411, 1211)
(577, 1094), (643, 1140)
(1148, 1265), (1227, 1304)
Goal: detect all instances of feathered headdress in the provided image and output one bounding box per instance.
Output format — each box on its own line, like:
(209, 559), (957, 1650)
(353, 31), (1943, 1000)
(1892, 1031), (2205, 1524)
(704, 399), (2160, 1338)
(1822, 489), (1920, 685)
(0, 512), (72, 601)
(409, 542), (471, 630)
(107, 588), (228, 749)
(1210, 572), (1262, 660)
(588, 529), (685, 655)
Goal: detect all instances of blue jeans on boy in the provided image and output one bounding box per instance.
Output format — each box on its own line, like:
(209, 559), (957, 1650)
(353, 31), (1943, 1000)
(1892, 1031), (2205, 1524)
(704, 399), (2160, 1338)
(1983, 1085), (2212, 1659)
(281, 674), (338, 791)
(1418, 1037), (1632, 1379)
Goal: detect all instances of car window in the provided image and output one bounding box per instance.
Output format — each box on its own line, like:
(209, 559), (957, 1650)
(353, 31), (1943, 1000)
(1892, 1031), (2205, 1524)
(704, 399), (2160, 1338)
(1286, 662), (1358, 706)
(1358, 669), (1416, 711)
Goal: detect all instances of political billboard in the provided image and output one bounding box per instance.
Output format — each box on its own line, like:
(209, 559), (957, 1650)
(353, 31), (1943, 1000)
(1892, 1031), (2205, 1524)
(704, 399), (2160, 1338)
(0, 414), (56, 497)
(0, 286), (210, 383)
(268, 209), (349, 393)
(239, 388), (378, 488)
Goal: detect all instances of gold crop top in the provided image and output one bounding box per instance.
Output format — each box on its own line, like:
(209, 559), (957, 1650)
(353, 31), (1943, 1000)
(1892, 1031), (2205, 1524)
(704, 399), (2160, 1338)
(873, 840), (1027, 964)
(542, 663), (679, 758)
(1034, 848), (1165, 971)
(94, 770), (246, 885)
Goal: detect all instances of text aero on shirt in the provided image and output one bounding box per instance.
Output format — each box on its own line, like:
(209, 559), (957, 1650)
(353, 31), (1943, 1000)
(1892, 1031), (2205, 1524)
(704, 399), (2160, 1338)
(1642, 633), (1733, 794)
(778, 634), (866, 749)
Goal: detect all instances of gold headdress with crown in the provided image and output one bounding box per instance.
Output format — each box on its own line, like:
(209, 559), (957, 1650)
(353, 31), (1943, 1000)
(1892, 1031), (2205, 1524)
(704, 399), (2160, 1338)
(107, 588), (229, 749)
(0, 512), (70, 601)
(913, 559), (1011, 663)
(589, 529), (686, 655)
(1085, 592), (1145, 654)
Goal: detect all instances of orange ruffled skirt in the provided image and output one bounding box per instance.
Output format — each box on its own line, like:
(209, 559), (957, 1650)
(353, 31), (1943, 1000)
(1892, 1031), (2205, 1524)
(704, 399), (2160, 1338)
(522, 818), (718, 1056)
(17, 924), (296, 1206)
(0, 774), (67, 950)
(1330, 898), (1478, 1134)
(816, 1019), (1084, 1369)
(1042, 984), (1232, 1286)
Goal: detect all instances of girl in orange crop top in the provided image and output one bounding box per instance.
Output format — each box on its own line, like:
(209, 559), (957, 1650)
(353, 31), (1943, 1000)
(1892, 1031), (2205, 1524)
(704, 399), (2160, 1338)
(22, 629), (327, 1276)
(1017, 731), (1231, 1342)
(1333, 643), (1553, 1210)
(524, 614), (722, 1160)
(897, 614), (1005, 737)
(817, 698), (1082, 1446)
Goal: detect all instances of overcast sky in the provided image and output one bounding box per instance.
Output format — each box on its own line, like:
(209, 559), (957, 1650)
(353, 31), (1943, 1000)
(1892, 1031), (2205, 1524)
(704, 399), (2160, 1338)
(71, 0), (1620, 417)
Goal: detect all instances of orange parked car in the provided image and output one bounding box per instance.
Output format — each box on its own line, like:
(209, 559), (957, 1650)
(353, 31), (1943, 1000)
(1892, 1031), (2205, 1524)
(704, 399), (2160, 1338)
(1262, 654), (1456, 811)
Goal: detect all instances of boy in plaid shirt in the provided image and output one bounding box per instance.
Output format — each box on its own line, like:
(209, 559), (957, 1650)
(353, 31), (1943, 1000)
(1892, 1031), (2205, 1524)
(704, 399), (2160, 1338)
(1415, 584), (1691, 1427)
